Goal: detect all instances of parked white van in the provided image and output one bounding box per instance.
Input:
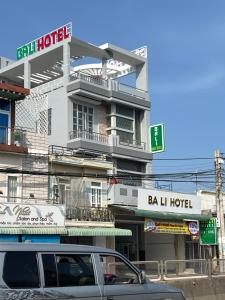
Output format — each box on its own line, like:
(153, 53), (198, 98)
(0, 243), (185, 300)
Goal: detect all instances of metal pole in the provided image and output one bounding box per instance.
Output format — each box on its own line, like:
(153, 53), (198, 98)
(214, 149), (225, 259)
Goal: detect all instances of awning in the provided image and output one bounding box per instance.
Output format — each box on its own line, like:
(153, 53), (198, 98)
(0, 227), (67, 235)
(112, 206), (211, 221)
(67, 227), (132, 237)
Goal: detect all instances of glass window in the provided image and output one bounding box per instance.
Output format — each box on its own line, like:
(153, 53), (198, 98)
(56, 254), (95, 287)
(73, 103), (93, 133)
(116, 117), (133, 131)
(116, 104), (133, 118)
(7, 176), (17, 202)
(0, 99), (10, 112)
(3, 252), (40, 288)
(117, 130), (133, 144)
(100, 255), (139, 285)
(91, 182), (102, 208)
(42, 254), (57, 287)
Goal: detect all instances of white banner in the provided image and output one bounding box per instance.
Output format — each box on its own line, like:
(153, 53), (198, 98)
(0, 203), (65, 227)
(138, 189), (201, 215)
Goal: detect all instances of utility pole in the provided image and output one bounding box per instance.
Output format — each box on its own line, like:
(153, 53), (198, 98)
(214, 150), (225, 259)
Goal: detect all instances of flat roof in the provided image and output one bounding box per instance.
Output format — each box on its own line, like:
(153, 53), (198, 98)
(0, 36), (146, 88)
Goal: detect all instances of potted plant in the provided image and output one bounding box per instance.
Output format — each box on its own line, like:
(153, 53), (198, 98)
(13, 130), (24, 146)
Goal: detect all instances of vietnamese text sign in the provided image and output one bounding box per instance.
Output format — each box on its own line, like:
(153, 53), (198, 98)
(145, 219), (199, 235)
(0, 203), (65, 227)
(150, 124), (165, 153)
(17, 23), (72, 60)
(138, 189), (201, 215)
(200, 218), (217, 245)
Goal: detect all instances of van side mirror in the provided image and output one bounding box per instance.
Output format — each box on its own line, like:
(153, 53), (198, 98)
(139, 270), (146, 284)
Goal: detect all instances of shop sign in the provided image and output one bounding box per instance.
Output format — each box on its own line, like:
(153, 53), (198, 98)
(16, 22), (72, 60)
(0, 203), (65, 227)
(138, 189), (201, 215)
(144, 219), (199, 235)
(200, 218), (217, 245)
(150, 124), (165, 153)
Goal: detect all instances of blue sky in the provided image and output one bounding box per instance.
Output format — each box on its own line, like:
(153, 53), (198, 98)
(1, 0), (224, 192)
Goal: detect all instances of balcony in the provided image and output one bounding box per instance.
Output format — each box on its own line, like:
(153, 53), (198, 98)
(68, 130), (110, 154)
(0, 127), (28, 154)
(68, 72), (149, 109)
(66, 207), (114, 223)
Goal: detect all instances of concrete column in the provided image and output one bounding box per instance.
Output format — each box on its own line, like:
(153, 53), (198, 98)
(94, 236), (106, 248)
(136, 61), (148, 91)
(24, 60), (31, 89)
(63, 42), (71, 85)
(111, 103), (117, 135)
(102, 58), (108, 79)
(106, 236), (115, 250)
(141, 109), (150, 150)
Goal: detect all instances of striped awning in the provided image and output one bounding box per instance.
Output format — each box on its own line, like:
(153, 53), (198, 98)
(0, 227), (67, 235)
(67, 227), (132, 237)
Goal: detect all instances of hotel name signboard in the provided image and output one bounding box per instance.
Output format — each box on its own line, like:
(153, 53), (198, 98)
(0, 203), (65, 227)
(16, 23), (72, 60)
(138, 189), (201, 215)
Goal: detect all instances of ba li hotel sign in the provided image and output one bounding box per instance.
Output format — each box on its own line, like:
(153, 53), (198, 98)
(0, 203), (65, 227)
(17, 22), (72, 60)
(138, 189), (201, 215)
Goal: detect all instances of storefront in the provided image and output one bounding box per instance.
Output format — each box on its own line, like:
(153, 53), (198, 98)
(112, 188), (211, 261)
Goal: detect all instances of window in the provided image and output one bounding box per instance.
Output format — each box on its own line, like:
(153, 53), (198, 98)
(117, 130), (133, 144)
(116, 104), (133, 118)
(0, 99), (10, 112)
(7, 176), (17, 202)
(3, 252), (39, 288)
(120, 188), (127, 196)
(42, 254), (95, 287)
(73, 103), (93, 133)
(91, 182), (102, 207)
(100, 255), (139, 285)
(116, 117), (133, 131)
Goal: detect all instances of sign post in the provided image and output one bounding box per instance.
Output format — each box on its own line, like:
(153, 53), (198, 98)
(150, 124), (165, 153)
(200, 218), (217, 245)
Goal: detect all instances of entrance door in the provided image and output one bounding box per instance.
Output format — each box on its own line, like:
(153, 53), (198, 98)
(0, 113), (9, 144)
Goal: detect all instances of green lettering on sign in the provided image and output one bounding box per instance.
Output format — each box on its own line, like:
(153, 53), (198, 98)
(200, 218), (217, 245)
(150, 124), (165, 153)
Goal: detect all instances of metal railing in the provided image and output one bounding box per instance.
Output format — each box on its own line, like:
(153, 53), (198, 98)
(70, 72), (109, 87)
(0, 126), (27, 147)
(119, 139), (146, 150)
(164, 259), (209, 279)
(66, 207), (115, 222)
(122, 259), (225, 281)
(69, 130), (109, 144)
(69, 71), (147, 99)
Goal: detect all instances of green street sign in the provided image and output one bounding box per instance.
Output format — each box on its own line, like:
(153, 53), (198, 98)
(200, 218), (217, 245)
(150, 124), (165, 153)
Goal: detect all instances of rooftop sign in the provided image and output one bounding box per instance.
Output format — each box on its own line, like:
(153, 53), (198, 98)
(16, 22), (72, 60)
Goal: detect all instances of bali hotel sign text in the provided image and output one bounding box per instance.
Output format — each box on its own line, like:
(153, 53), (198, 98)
(17, 23), (72, 60)
(138, 189), (201, 215)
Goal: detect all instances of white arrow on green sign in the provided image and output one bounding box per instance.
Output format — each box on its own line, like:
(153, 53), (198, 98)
(149, 124), (165, 153)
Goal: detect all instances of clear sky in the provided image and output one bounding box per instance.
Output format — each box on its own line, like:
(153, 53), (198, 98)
(1, 0), (224, 192)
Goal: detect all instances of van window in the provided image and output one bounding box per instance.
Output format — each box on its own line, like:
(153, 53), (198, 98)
(42, 254), (95, 287)
(3, 252), (39, 289)
(100, 255), (139, 285)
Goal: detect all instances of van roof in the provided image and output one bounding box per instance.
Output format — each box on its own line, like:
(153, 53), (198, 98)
(0, 243), (118, 254)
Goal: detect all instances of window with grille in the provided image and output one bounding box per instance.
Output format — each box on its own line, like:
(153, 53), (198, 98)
(7, 176), (17, 202)
(73, 103), (93, 133)
(116, 117), (133, 131)
(91, 182), (102, 208)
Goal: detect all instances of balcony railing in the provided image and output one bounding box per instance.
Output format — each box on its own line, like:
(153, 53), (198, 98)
(0, 126), (26, 147)
(69, 130), (109, 144)
(119, 138), (146, 150)
(70, 72), (109, 87)
(69, 71), (147, 100)
(66, 207), (114, 222)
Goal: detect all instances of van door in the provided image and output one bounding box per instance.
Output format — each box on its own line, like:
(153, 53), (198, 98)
(97, 253), (161, 300)
(40, 252), (102, 300)
(2, 251), (43, 300)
